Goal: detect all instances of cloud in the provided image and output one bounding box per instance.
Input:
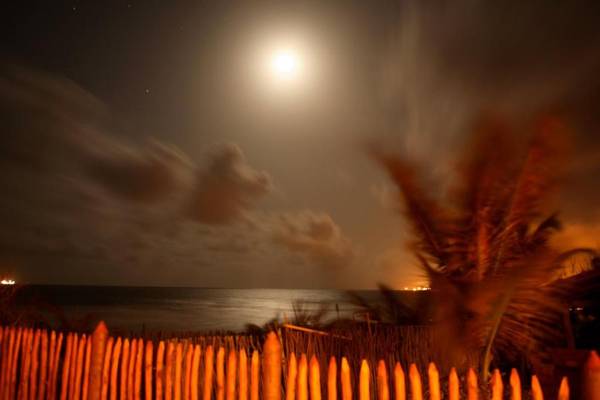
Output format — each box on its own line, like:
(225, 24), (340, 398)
(273, 211), (353, 269)
(0, 65), (110, 171)
(87, 140), (192, 203)
(187, 144), (272, 225)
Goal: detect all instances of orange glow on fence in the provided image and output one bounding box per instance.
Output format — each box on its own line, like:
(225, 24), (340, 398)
(1, 322), (597, 400)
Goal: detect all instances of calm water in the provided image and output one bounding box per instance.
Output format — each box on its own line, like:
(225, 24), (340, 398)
(13, 286), (406, 332)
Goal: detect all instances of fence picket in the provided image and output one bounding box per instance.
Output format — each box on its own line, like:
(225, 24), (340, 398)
(239, 349), (248, 400)
(0, 327), (9, 398)
(262, 333), (281, 400)
(184, 343), (193, 400)
(145, 340), (154, 400)
(467, 368), (478, 400)
(340, 358), (351, 400)
(68, 333), (79, 400)
(19, 328), (33, 400)
(81, 334), (92, 400)
(37, 330), (48, 400)
(101, 337), (114, 400)
(491, 369), (502, 400)
(110, 338), (123, 400)
(583, 351), (599, 400)
(359, 360), (369, 400)
(72, 335), (86, 400)
(190, 345), (201, 400)
(226, 349), (237, 400)
(121, 339), (131, 400)
(309, 356), (321, 400)
(327, 357), (336, 400)
(393, 363), (404, 400)
(448, 368), (458, 400)
(202, 346), (214, 400)
(298, 354), (308, 400)
(60, 333), (73, 400)
(49, 332), (64, 400)
(427, 363), (440, 400)
(216, 347), (225, 400)
(558, 376), (569, 400)
(135, 338), (144, 400)
(250, 350), (259, 400)
(156, 341), (165, 400)
(408, 364), (421, 400)
(509, 368), (520, 400)
(284, 352), (296, 400)
(165, 341), (175, 400)
(128, 338), (138, 400)
(174, 342), (183, 400)
(30, 329), (41, 400)
(376, 361), (388, 400)
(531, 375), (543, 400)
(11, 327), (24, 400)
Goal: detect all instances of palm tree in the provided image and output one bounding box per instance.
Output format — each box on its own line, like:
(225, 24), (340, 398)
(371, 116), (596, 378)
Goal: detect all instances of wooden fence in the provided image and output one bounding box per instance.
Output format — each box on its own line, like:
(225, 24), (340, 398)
(0, 323), (598, 400)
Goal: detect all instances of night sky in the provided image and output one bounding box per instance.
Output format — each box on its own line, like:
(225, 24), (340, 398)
(1, 1), (600, 287)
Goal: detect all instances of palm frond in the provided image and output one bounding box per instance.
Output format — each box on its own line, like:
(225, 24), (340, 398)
(371, 114), (597, 379)
(369, 147), (449, 269)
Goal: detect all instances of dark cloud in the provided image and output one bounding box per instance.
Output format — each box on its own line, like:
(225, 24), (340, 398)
(187, 144), (272, 225)
(273, 211), (353, 270)
(0, 65), (109, 171)
(87, 140), (191, 203)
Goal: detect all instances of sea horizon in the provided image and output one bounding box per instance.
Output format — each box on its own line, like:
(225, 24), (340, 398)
(11, 286), (429, 333)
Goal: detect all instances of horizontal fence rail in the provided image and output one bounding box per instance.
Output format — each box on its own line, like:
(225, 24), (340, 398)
(0, 323), (598, 400)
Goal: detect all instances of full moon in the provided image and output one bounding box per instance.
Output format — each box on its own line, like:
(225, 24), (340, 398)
(270, 50), (300, 81)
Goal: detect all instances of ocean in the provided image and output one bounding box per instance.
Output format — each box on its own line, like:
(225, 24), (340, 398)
(12, 286), (420, 333)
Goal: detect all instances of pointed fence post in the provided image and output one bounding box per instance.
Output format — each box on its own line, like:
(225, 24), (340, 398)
(285, 353), (297, 400)
(191, 345), (201, 400)
(509, 368), (521, 400)
(467, 368), (478, 400)
(89, 321), (108, 400)
(557, 376), (569, 400)
(531, 375), (543, 400)
(216, 347), (225, 400)
(239, 349), (248, 400)
(393, 363), (405, 400)
(340, 358), (352, 400)
(408, 364), (422, 400)
(309, 356), (321, 400)
(226, 349), (238, 400)
(490, 369), (502, 400)
(202, 346), (214, 400)
(583, 351), (600, 400)
(427, 363), (440, 400)
(250, 350), (260, 400)
(327, 357), (337, 400)
(448, 368), (458, 400)
(359, 360), (370, 400)
(376, 361), (389, 400)
(262, 332), (282, 400)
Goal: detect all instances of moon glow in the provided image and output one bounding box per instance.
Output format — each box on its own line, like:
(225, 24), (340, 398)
(270, 50), (301, 81)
